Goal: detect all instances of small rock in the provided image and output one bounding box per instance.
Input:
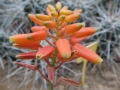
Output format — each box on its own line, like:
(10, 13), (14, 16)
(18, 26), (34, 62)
(58, 85), (65, 90)
(103, 71), (116, 80)
(82, 84), (89, 90)
(107, 81), (117, 87)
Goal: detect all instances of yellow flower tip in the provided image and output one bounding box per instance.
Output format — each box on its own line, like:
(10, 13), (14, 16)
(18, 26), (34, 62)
(28, 14), (32, 17)
(36, 14), (39, 18)
(36, 54), (42, 60)
(63, 54), (71, 59)
(78, 22), (85, 28)
(44, 21), (48, 26)
(9, 38), (14, 43)
(95, 28), (98, 32)
(26, 35), (32, 40)
(16, 55), (19, 58)
(77, 13), (81, 17)
(56, 2), (62, 10)
(97, 58), (103, 65)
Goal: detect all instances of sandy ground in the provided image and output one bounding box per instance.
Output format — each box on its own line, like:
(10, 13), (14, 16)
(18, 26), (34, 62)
(0, 61), (120, 90)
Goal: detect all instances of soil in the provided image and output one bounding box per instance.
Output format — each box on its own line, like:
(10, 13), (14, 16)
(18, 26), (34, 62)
(0, 60), (120, 90)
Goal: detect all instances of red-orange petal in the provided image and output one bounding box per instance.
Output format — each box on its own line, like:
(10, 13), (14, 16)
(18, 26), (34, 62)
(36, 46), (55, 60)
(72, 43), (103, 64)
(56, 38), (71, 59)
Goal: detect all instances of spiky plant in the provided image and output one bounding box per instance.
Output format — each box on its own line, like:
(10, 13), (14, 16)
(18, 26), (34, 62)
(88, 0), (120, 71)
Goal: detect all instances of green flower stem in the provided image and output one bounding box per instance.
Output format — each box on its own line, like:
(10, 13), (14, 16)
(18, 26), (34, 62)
(49, 82), (53, 90)
(52, 47), (58, 67)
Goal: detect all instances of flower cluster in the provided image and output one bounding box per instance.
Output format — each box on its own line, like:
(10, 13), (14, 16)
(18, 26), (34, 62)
(10, 2), (103, 89)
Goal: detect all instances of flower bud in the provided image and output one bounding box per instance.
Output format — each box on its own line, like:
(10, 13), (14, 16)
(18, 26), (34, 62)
(56, 2), (62, 11)
(36, 46), (55, 60)
(58, 15), (66, 22)
(31, 26), (49, 32)
(46, 8), (52, 18)
(60, 6), (68, 13)
(36, 14), (50, 21)
(74, 27), (97, 38)
(56, 38), (71, 59)
(60, 10), (73, 15)
(65, 13), (80, 22)
(48, 4), (56, 12)
(51, 11), (58, 17)
(28, 14), (44, 25)
(72, 43), (103, 64)
(16, 51), (37, 59)
(44, 21), (56, 29)
(64, 23), (85, 34)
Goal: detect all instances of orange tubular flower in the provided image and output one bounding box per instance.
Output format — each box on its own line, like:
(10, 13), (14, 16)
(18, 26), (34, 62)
(16, 51), (37, 59)
(10, 34), (40, 44)
(26, 31), (47, 41)
(36, 14), (50, 21)
(69, 36), (87, 45)
(56, 38), (71, 59)
(13, 43), (40, 50)
(44, 21), (56, 29)
(65, 13), (81, 22)
(28, 14), (44, 25)
(64, 23), (85, 34)
(36, 46), (55, 60)
(74, 27), (97, 38)
(60, 10), (73, 15)
(72, 43), (103, 64)
(31, 26), (49, 32)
